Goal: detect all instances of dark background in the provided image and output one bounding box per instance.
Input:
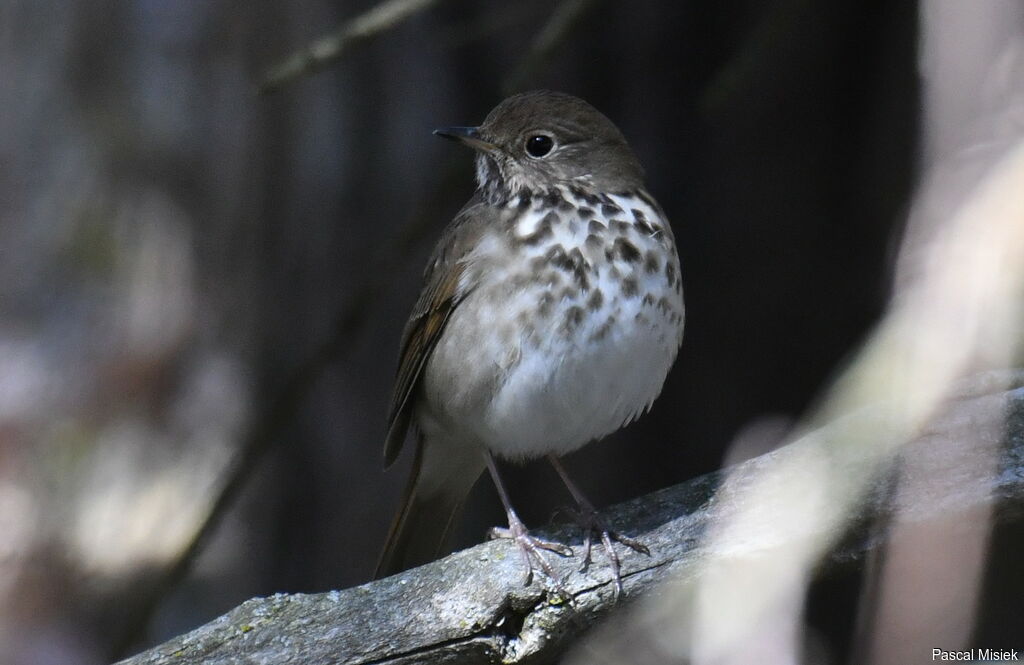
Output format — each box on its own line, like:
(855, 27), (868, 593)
(12, 0), (1005, 662)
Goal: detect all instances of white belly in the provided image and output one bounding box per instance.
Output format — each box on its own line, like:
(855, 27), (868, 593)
(484, 291), (679, 459)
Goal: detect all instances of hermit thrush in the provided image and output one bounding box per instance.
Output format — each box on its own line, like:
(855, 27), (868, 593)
(376, 91), (684, 593)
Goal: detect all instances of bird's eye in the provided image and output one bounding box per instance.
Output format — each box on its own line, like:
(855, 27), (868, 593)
(525, 134), (554, 158)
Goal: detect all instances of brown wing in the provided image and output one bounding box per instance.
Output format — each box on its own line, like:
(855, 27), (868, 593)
(383, 197), (487, 467)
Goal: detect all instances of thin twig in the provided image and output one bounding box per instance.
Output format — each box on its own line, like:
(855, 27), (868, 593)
(502, 0), (602, 95)
(260, 0), (445, 93)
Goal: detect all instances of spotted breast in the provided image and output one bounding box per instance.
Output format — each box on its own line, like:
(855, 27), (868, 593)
(420, 184), (683, 461)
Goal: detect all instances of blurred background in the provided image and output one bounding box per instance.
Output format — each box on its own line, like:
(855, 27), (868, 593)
(1, 0), (1020, 663)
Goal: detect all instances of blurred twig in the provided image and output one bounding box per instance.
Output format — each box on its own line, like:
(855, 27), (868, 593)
(262, 0), (601, 96)
(260, 0), (445, 93)
(502, 0), (602, 95)
(117, 383), (1024, 664)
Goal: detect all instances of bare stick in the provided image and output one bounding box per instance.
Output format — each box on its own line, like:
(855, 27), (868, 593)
(260, 0), (445, 93)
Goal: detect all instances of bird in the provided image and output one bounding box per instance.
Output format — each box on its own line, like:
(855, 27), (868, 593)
(375, 90), (684, 594)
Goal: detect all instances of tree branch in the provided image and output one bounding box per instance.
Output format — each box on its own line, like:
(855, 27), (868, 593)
(118, 381), (1024, 665)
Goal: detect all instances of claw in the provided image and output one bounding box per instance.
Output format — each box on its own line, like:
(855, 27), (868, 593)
(561, 504), (648, 599)
(484, 451), (575, 590)
(490, 511), (572, 587)
(547, 455), (650, 600)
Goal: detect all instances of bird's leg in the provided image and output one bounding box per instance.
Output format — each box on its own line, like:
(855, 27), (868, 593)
(485, 451), (572, 586)
(547, 454), (650, 598)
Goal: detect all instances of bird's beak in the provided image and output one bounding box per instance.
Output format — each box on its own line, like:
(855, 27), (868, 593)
(433, 126), (499, 154)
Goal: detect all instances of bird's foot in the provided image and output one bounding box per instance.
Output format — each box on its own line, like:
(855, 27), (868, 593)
(489, 511), (573, 588)
(562, 504), (649, 600)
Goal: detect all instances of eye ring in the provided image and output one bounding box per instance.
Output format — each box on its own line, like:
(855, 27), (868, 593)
(525, 134), (555, 158)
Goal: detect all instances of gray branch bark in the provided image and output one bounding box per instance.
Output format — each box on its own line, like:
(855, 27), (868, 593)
(117, 383), (1024, 665)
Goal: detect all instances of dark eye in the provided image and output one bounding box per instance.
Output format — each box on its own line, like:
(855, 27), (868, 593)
(525, 134), (554, 158)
